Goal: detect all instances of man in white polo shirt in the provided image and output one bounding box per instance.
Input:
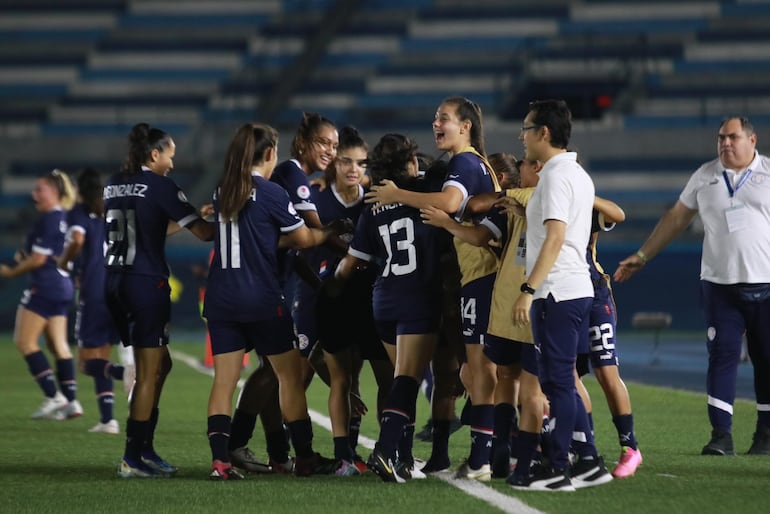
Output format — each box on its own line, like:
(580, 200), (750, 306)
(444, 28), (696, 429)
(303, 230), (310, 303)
(507, 99), (612, 491)
(615, 116), (770, 457)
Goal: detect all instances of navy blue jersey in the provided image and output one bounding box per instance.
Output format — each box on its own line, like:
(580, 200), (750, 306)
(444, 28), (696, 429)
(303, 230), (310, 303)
(204, 175), (305, 322)
(103, 167), (198, 278)
(25, 208), (73, 301)
(299, 183), (363, 284)
(270, 159), (317, 214)
(349, 202), (441, 322)
(66, 203), (106, 300)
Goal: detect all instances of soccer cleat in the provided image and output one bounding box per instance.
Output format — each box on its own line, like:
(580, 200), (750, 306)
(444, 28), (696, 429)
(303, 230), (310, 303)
(31, 392), (67, 420)
(701, 429), (735, 456)
(141, 451), (178, 476)
(123, 364), (136, 396)
(352, 457), (368, 473)
(62, 400), (83, 419)
(747, 426), (770, 455)
(395, 460), (426, 480)
(367, 445), (405, 483)
(612, 447), (643, 478)
(569, 456), (613, 489)
(416, 417), (463, 442)
(230, 446), (271, 473)
(454, 460), (492, 482)
(88, 419), (120, 435)
(118, 457), (164, 478)
(268, 456), (295, 474)
(507, 464), (575, 492)
(334, 459), (362, 477)
(420, 455), (451, 474)
(209, 460), (245, 481)
(294, 452), (338, 477)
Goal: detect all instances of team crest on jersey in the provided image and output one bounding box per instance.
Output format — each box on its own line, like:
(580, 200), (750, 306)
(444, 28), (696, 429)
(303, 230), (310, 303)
(178, 191), (188, 203)
(750, 173), (767, 185)
(297, 185), (311, 200)
(297, 333), (310, 350)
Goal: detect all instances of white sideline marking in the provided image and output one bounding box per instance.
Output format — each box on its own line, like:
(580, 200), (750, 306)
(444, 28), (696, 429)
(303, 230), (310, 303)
(173, 350), (546, 514)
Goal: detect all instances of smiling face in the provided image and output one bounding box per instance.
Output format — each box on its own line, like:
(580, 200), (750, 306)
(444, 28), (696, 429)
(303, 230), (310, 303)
(433, 102), (471, 154)
(334, 146), (367, 188)
(718, 118), (756, 171)
(303, 124), (338, 173)
(147, 139), (176, 176)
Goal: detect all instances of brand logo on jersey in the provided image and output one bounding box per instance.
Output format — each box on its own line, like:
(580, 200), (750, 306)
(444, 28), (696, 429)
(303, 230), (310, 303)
(448, 174), (460, 180)
(178, 191), (188, 203)
(288, 202), (298, 216)
(297, 333), (310, 350)
(297, 185), (311, 200)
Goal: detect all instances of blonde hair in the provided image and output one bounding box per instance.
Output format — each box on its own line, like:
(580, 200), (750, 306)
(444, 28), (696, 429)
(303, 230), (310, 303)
(47, 169), (76, 210)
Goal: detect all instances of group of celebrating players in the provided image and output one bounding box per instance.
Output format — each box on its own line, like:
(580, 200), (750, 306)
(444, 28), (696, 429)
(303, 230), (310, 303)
(4, 95), (642, 490)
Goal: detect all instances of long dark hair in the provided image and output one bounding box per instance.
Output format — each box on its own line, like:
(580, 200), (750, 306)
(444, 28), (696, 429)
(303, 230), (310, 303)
(290, 112), (336, 160)
(442, 96), (487, 158)
(368, 133), (419, 190)
(218, 123), (278, 220)
(324, 126), (368, 185)
(76, 167), (104, 216)
(122, 123), (173, 175)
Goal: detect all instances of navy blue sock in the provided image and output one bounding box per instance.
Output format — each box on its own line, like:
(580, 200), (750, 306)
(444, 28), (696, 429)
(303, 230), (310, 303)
(208, 414), (232, 462)
(84, 358), (110, 378)
(512, 430), (539, 480)
(377, 375), (419, 461)
(93, 373), (114, 423)
(612, 414), (638, 450)
(398, 421), (416, 464)
(229, 408), (257, 450)
(429, 419), (451, 463)
(142, 407), (159, 455)
(125, 418), (150, 462)
(110, 364), (125, 381)
(493, 403), (515, 449)
(333, 436), (354, 461)
(468, 404), (494, 469)
(55, 358), (77, 402)
(460, 396), (472, 425)
(348, 415), (362, 454)
(286, 418), (314, 458)
(25, 351), (57, 398)
(265, 427), (291, 462)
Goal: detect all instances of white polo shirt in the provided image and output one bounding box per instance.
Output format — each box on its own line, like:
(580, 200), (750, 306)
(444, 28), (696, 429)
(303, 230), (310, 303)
(526, 152), (595, 301)
(679, 151), (770, 284)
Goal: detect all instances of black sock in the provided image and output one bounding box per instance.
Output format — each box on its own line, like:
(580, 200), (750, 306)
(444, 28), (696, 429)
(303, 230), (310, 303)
(228, 408), (258, 450)
(207, 414), (232, 462)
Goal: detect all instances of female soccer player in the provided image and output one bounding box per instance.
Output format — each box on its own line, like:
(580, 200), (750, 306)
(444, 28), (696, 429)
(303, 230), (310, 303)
(59, 167), (133, 434)
(366, 97), (501, 480)
(204, 123), (340, 479)
(334, 133), (443, 483)
(106, 123), (214, 478)
(0, 170), (81, 420)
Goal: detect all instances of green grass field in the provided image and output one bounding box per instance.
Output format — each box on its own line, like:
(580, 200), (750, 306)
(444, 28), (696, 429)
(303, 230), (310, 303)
(1, 333), (768, 514)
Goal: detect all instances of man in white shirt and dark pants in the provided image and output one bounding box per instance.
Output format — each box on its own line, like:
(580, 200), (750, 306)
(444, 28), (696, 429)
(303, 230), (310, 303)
(615, 116), (770, 457)
(508, 99), (612, 491)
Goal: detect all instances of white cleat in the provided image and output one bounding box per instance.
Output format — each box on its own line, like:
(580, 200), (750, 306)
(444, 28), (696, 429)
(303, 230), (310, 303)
(31, 392), (67, 420)
(89, 419), (120, 434)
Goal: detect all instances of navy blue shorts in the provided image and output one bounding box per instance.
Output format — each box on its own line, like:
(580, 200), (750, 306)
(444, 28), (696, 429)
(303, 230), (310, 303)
(105, 273), (170, 348)
(20, 289), (70, 318)
(579, 286), (619, 370)
(483, 334), (523, 366)
(460, 274), (494, 345)
(75, 297), (121, 348)
(520, 341), (539, 376)
(208, 316), (297, 356)
(375, 316), (440, 346)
